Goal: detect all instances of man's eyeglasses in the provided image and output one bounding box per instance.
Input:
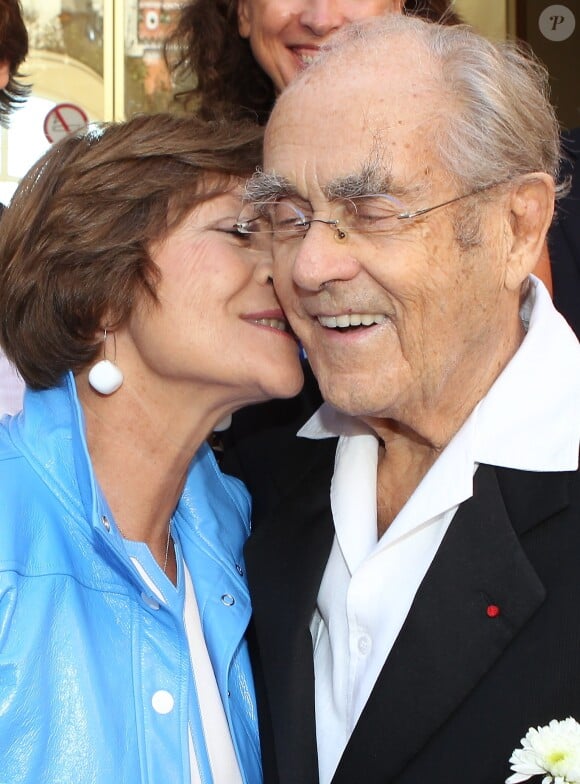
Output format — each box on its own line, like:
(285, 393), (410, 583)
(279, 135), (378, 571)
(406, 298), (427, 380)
(235, 183), (503, 243)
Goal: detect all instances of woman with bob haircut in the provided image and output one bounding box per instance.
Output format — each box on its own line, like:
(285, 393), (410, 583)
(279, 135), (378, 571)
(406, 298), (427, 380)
(0, 112), (303, 783)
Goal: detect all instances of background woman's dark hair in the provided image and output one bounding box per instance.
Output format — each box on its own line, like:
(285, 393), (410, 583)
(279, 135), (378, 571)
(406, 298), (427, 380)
(166, 0), (273, 124)
(0, 113), (263, 389)
(404, 0), (462, 24)
(165, 0), (462, 126)
(0, 0), (30, 124)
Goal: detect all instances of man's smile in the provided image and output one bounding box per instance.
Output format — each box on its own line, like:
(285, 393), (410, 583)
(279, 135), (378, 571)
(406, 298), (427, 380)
(317, 313), (388, 328)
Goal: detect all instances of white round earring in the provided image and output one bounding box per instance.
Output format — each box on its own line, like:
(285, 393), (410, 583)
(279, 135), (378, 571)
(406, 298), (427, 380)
(88, 330), (124, 395)
(213, 414), (232, 432)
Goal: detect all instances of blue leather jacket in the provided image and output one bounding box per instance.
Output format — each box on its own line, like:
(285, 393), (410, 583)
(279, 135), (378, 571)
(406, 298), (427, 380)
(0, 374), (262, 783)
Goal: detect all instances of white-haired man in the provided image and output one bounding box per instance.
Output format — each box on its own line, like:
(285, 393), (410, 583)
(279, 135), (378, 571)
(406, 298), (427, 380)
(227, 14), (580, 784)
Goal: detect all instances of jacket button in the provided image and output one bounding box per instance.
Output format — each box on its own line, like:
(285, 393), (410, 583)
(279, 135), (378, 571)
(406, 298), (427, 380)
(221, 594), (235, 606)
(141, 592), (160, 611)
(152, 690), (174, 714)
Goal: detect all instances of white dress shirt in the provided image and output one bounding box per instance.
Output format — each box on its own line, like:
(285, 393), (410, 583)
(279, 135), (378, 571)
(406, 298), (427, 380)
(299, 278), (580, 784)
(129, 543), (243, 784)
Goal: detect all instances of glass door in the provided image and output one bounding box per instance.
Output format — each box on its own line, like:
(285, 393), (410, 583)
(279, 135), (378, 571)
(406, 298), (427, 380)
(0, 0), (180, 204)
(0, 0), (107, 203)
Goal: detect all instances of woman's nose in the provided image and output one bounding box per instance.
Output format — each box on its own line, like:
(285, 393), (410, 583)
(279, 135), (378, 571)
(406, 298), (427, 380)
(298, 0), (349, 37)
(253, 250), (275, 286)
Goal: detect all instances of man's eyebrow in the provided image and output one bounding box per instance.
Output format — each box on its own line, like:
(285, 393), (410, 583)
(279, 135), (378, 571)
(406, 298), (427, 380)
(325, 169), (393, 200)
(245, 166), (425, 204)
(325, 160), (423, 202)
(244, 171), (299, 203)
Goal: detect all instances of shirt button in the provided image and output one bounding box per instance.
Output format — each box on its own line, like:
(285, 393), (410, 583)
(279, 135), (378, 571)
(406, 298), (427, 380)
(221, 594), (235, 606)
(358, 634), (371, 655)
(235, 563), (244, 576)
(141, 592), (160, 611)
(152, 690), (174, 714)
(101, 515), (111, 531)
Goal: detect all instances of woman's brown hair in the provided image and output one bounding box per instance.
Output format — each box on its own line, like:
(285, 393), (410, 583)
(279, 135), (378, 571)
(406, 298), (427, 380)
(0, 113), (263, 388)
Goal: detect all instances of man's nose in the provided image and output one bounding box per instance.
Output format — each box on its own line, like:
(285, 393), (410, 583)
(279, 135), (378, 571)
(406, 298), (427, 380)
(298, 0), (349, 36)
(287, 223), (360, 291)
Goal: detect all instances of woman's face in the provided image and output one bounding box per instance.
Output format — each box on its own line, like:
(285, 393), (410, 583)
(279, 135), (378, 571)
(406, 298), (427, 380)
(238, 0), (403, 93)
(124, 183), (303, 416)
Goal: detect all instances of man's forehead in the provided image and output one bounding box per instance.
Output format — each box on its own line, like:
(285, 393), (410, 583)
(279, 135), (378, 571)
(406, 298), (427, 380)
(264, 72), (441, 196)
(266, 45), (441, 157)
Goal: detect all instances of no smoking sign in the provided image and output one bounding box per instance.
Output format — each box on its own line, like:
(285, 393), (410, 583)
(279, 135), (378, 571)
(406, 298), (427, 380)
(43, 103), (89, 143)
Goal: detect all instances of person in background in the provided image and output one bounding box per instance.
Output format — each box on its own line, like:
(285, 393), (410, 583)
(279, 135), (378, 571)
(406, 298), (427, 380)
(228, 14), (580, 783)
(166, 0), (461, 125)
(0, 0), (29, 130)
(0, 112), (303, 783)
(0, 0), (29, 414)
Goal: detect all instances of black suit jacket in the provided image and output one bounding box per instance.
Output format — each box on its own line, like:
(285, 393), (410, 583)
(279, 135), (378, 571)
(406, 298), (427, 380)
(549, 128), (580, 338)
(225, 420), (580, 784)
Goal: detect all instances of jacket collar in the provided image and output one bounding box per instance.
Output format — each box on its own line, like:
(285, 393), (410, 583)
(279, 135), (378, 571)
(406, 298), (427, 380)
(245, 436), (336, 784)
(9, 374), (251, 597)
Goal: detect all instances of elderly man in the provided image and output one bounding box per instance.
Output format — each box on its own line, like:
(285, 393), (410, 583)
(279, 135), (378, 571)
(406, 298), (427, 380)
(227, 13), (580, 784)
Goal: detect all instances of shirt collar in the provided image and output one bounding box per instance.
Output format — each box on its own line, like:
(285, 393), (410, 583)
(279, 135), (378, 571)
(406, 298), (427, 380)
(474, 277), (580, 471)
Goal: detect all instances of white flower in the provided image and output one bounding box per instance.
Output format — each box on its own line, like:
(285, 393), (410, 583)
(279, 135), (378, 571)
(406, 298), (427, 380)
(506, 717), (580, 784)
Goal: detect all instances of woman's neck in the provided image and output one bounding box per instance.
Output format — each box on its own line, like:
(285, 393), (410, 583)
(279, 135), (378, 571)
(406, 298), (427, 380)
(76, 371), (221, 578)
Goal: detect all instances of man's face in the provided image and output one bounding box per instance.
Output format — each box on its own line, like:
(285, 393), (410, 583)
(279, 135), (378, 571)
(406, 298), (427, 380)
(264, 50), (513, 436)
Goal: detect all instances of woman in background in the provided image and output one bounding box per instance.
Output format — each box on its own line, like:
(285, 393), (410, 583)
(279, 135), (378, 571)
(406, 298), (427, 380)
(0, 112), (302, 783)
(166, 0), (462, 123)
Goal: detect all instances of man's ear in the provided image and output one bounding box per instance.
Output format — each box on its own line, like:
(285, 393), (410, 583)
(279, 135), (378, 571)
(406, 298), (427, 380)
(504, 173), (555, 291)
(238, 0), (251, 39)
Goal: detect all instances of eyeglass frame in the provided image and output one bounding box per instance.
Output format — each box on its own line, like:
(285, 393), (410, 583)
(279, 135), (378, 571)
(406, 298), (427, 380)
(234, 181), (507, 243)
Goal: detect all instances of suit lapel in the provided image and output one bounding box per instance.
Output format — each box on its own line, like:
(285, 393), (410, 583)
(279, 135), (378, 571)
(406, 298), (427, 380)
(245, 437), (337, 784)
(333, 463), (563, 784)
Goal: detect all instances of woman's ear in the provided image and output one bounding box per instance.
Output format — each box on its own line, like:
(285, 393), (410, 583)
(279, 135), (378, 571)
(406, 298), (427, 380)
(504, 173), (555, 291)
(238, 0), (251, 39)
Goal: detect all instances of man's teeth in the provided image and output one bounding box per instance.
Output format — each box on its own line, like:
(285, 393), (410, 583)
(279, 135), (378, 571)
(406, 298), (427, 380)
(318, 314), (387, 328)
(298, 53), (317, 65)
(254, 318), (287, 331)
